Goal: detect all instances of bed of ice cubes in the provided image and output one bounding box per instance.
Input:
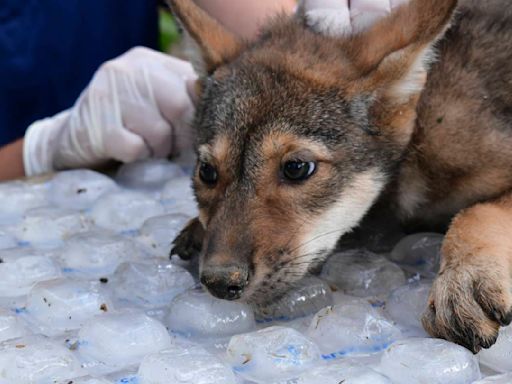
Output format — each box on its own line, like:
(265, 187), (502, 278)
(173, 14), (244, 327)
(0, 159), (508, 383)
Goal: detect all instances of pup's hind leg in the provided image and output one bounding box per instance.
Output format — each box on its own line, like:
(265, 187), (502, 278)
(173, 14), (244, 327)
(422, 193), (512, 353)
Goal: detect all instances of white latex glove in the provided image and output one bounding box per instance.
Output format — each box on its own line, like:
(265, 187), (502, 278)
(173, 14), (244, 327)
(301, 0), (408, 37)
(24, 47), (197, 176)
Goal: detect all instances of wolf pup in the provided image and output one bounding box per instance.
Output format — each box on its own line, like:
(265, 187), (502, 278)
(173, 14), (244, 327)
(168, 0), (512, 353)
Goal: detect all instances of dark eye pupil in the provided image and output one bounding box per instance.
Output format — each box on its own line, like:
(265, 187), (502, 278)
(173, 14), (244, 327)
(199, 162), (218, 185)
(283, 161), (316, 181)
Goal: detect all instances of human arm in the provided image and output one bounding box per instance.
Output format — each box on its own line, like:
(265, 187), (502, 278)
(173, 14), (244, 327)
(0, 139), (25, 181)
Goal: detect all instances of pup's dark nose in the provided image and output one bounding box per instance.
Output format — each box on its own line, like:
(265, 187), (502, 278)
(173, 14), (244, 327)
(200, 264), (249, 300)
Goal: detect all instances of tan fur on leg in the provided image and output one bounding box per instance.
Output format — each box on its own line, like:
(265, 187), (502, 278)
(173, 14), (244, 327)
(422, 193), (512, 353)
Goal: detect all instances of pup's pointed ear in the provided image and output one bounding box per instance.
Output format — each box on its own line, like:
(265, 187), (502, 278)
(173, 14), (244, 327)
(345, 0), (458, 75)
(167, 0), (243, 77)
(344, 0), (458, 144)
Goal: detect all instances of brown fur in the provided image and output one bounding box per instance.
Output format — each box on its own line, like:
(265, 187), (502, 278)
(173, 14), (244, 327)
(168, 0), (512, 352)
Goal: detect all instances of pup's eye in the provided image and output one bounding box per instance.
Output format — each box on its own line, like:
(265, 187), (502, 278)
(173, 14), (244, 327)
(199, 162), (218, 185)
(283, 161), (316, 181)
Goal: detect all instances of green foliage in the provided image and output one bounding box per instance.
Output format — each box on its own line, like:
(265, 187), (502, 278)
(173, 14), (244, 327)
(159, 8), (180, 52)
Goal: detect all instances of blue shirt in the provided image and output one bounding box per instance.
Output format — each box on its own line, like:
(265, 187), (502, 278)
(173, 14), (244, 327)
(0, 0), (158, 146)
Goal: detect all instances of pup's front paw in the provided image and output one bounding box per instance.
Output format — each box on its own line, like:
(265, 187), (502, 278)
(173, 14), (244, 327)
(422, 265), (512, 353)
(170, 217), (204, 260)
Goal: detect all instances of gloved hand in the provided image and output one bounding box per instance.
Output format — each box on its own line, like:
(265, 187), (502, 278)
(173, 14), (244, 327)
(301, 0), (407, 36)
(23, 47), (197, 176)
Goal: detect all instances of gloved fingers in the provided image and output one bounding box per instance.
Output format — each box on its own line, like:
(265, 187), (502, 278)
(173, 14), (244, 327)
(122, 103), (173, 158)
(301, 0), (351, 36)
(105, 125), (151, 163)
(301, 0), (409, 36)
(101, 56), (196, 127)
(121, 46), (196, 78)
(149, 65), (196, 125)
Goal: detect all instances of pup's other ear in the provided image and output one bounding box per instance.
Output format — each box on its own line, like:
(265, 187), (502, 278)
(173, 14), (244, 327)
(345, 0), (458, 75)
(344, 0), (458, 144)
(167, 0), (243, 77)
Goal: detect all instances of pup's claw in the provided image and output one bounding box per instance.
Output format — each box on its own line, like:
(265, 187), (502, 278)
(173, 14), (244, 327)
(422, 266), (510, 354)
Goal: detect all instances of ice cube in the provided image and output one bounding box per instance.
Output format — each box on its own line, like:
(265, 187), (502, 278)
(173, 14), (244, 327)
(282, 359), (392, 384)
(115, 159), (185, 191)
(89, 191), (164, 233)
(479, 325), (512, 372)
(379, 338), (481, 384)
(137, 213), (190, 257)
(389, 233), (444, 278)
(160, 176), (194, 202)
(255, 277), (333, 323)
(12, 206), (90, 248)
(0, 181), (48, 222)
(58, 231), (143, 278)
(106, 371), (138, 384)
(72, 378), (113, 384)
(0, 249), (61, 297)
(166, 289), (255, 339)
(386, 281), (432, 332)
(47, 169), (118, 210)
(306, 300), (401, 358)
(112, 260), (195, 309)
(0, 230), (17, 250)
(77, 311), (172, 374)
(473, 373), (512, 383)
(139, 344), (236, 384)
(24, 279), (113, 336)
(227, 326), (320, 383)
(321, 249), (406, 297)
(0, 308), (28, 342)
(160, 176), (198, 216)
(0, 336), (84, 384)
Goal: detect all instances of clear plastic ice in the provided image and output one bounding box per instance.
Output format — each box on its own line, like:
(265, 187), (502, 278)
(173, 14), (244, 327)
(386, 280), (431, 332)
(166, 289), (256, 340)
(115, 159), (185, 191)
(479, 325), (512, 372)
(255, 277), (333, 323)
(23, 278), (113, 336)
(474, 373), (512, 383)
(0, 336), (84, 384)
(47, 169), (118, 210)
(280, 359), (392, 384)
(11, 206), (89, 248)
(321, 249), (406, 297)
(58, 231), (142, 278)
(0, 181), (48, 223)
(379, 338), (481, 384)
(89, 191), (164, 233)
(389, 232), (444, 278)
(0, 230), (17, 250)
(112, 260), (195, 309)
(0, 167), (506, 383)
(77, 311), (172, 374)
(160, 176), (198, 216)
(306, 300), (401, 358)
(136, 213), (190, 256)
(0, 308), (28, 342)
(0, 249), (61, 297)
(227, 326), (321, 383)
(139, 343), (236, 384)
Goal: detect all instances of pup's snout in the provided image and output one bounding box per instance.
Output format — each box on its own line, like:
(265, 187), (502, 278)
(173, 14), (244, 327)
(200, 264), (249, 300)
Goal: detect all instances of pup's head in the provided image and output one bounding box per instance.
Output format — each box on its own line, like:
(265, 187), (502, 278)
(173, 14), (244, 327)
(169, 0), (457, 306)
